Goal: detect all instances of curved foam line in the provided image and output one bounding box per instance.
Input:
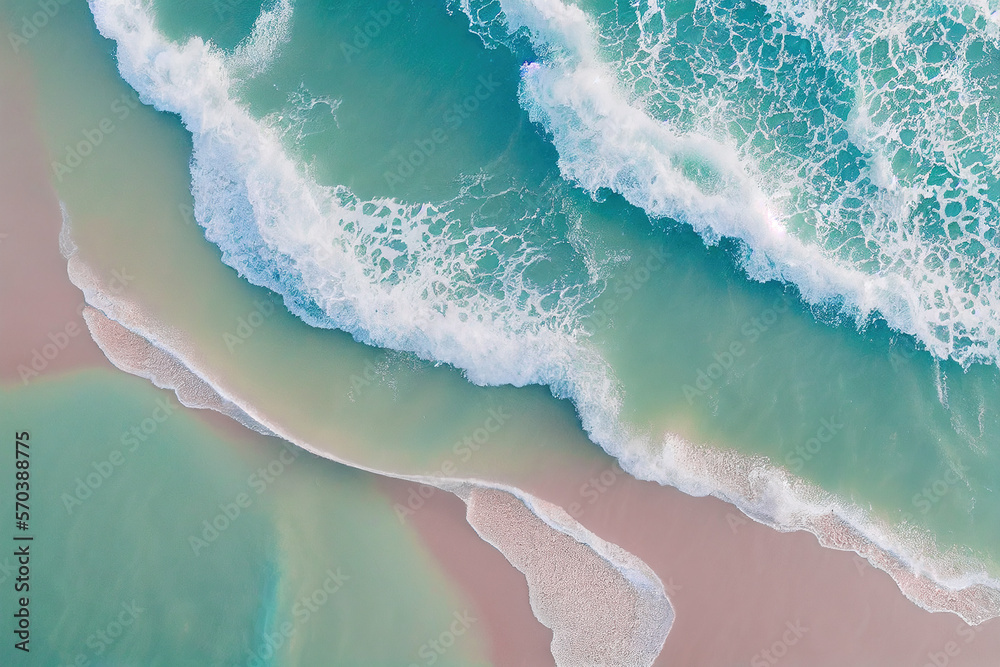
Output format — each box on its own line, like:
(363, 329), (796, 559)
(463, 486), (671, 666)
(450, 0), (1000, 620)
(82, 306), (276, 435)
(88, 0), (594, 395)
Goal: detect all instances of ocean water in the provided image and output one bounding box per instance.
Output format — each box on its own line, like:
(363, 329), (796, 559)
(7, 0), (1000, 629)
(0, 370), (492, 665)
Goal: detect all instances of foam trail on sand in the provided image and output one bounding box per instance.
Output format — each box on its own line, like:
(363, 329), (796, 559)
(449, 0), (1000, 621)
(649, 434), (1000, 624)
(462, 486), (671, 666)
(82, 306), (274, 436)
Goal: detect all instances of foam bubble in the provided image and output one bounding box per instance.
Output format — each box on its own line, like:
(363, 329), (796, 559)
(227, 0), (293, 77)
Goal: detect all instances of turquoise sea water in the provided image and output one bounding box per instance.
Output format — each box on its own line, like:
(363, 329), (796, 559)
(0, 371), (492, 665)
(6, 0), (1000, 628)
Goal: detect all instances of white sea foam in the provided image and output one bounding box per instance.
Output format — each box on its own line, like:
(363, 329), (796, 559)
(451, 0), (1000, 618)
(458, 0), (1000, 367)
(82, 305), (275, 435)
(463, 485), (671, 666)
(89, 0), (597, 394)
(85, 0), (1000, 626)
(227, 0), (293, 77)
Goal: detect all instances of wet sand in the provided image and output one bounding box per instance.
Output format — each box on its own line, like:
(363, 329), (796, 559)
(387, 459), (1000, 665)
(537, 458), (1000, 666)
(378, 479), (558, 666)
(0, 56), (107, 384)
(0, 53), (552, 665)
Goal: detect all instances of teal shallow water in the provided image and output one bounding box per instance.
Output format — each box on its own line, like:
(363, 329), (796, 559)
(0, 370), (491, 665)
(5, 0), (1000, 621)
(0, 372), (271, 665)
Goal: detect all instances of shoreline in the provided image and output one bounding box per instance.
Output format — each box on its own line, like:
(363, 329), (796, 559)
(77, 291), (673, 665)
(69, 258), (1000, 664)
(0, 54), (563, 666)
(531, 458), (1000, 666)
(9, 21), (1000, 663)
(377, 478), (558, 666)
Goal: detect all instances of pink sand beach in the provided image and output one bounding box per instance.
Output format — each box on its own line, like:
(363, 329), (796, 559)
(0, 57), (108, 384)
